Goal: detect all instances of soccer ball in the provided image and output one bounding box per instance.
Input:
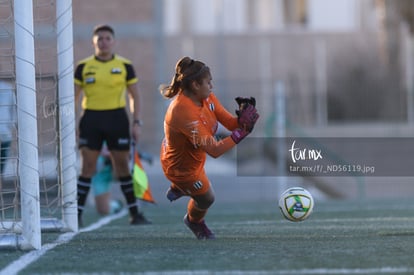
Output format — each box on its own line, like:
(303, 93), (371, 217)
(278, 187), (314, 222)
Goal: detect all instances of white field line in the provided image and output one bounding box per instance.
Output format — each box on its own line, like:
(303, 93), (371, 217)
(1, 212), (413, 275)
(232, 216), (414, 225)
(0, 209), (128, 275)
(140, 267), (414, 275)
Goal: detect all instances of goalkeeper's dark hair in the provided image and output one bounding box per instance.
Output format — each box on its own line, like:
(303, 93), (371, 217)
(160, 56), (211, 99)
(93, 24), (115, 36)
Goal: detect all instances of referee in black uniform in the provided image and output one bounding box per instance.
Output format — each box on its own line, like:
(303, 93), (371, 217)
(74, 24), (150, 226)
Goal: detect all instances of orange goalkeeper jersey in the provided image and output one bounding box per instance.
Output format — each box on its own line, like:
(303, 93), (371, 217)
(161, 92), (239, 183)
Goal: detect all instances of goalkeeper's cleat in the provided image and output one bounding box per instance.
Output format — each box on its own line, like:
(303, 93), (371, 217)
(184, 214), (215, 240)
(130, 212), (151, 225)
(166, 186), (185, 202)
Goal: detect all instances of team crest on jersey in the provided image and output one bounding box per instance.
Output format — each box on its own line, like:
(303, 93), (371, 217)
(111, 68), (122, 74)
(209, 103), (215, 111)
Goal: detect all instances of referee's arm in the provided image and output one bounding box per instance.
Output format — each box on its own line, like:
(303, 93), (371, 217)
(128, 82), (141, 143)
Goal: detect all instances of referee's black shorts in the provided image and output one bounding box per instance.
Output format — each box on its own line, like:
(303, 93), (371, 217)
(78, 108), (131, 151)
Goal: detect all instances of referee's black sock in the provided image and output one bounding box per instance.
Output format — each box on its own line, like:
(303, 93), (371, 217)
(77, 176), (92, 218)
(119, 175), (139, 217)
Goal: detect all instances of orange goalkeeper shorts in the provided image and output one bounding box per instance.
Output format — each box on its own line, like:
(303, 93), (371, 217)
(170, 170), (211, 197)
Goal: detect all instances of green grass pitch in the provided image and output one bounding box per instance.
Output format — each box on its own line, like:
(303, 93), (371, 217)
(2, 199), (414, 274)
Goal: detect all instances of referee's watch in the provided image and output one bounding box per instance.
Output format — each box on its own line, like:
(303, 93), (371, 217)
(133, 119), (143, 126)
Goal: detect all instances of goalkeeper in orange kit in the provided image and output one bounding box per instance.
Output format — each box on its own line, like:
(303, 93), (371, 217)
(159, 56), (259, 240)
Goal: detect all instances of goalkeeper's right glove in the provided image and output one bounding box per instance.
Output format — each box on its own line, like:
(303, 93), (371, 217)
(231, 128), (250, 144)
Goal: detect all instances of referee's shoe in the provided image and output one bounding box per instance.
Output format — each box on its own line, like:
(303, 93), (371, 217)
(130, 212), (151, 225)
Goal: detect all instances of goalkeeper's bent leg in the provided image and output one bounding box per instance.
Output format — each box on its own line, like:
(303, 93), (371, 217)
(187, 198), (208, 223)
(186, 187), (215, 223)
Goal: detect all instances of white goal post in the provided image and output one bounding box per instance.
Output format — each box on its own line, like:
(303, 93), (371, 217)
(0, 0), (77, 250)
(56, 0), (78, 234)
(14, 0), (41, 251)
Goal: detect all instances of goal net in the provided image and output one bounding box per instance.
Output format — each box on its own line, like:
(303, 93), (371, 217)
(0, 0), (77, 250)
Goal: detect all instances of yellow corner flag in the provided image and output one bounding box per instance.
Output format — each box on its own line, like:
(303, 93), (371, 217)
(132, 150), (156, 203)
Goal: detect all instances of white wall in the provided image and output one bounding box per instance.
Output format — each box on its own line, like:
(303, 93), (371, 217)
(163, 0), (247, 34)
(308, 0), (358, 31)
(164, 0), (366, 34)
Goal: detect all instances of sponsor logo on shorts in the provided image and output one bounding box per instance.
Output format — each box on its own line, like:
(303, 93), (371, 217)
(118, 138), (129, 145)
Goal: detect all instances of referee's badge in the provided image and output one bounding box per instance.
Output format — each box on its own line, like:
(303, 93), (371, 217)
(111, 68), (122, 74)
(85, 77), (95, 84)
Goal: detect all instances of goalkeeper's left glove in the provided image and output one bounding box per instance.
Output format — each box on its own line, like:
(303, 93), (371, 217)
(235, 96), (256, 117)
(235, 98), (259, 132)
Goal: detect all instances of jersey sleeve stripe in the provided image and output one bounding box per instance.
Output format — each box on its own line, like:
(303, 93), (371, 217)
(74, 62), (85, 83)
(124, 63), (138, 83)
